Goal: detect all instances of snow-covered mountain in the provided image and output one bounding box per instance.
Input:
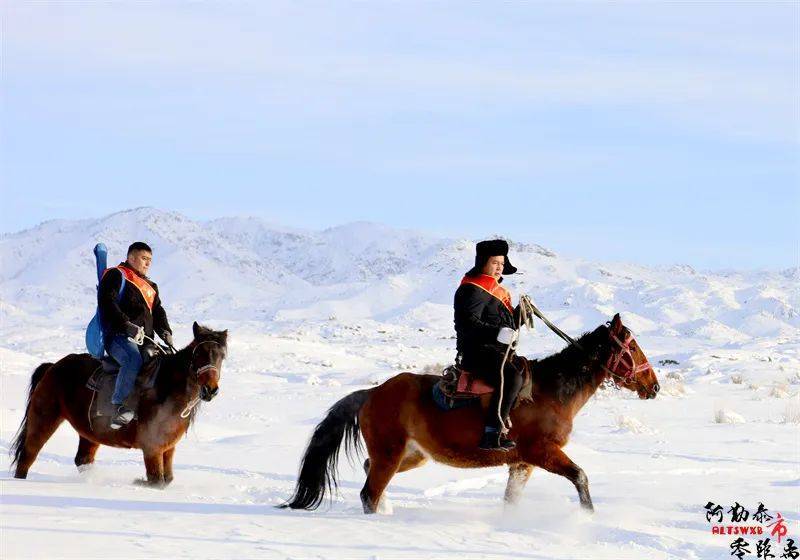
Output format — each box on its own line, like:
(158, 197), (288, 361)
(1, 207), (797, 344)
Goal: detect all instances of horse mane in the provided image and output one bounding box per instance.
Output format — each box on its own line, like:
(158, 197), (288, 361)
(153, 327), (228, 425)
(530, 323), (612, 404)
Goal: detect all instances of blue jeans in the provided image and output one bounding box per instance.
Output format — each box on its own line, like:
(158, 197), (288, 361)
(107, 335), (143, 405)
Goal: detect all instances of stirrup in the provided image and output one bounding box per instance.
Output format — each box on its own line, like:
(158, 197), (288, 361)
(110, 406), (135, 430)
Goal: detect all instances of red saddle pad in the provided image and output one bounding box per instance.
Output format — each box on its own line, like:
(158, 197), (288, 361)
(455, 370), (494, 395)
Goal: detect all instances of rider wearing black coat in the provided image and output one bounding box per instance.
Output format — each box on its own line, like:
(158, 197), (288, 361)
(454, 281), (516, 355)
(98, 262), (172, 342)
(453, 240), (525, 450)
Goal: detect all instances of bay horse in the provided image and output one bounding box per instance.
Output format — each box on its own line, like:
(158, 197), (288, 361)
(10, 322), (228, 486)
(283, 314), (659, 513)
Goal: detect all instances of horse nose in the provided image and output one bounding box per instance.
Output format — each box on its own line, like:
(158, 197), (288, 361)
(654, 383), (660, 393)
(201, 385), (219, 401)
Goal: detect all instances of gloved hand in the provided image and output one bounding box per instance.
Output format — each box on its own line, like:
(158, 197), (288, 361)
(497, 327), (517, 345)
(161, 331), (174, 348)
(124, 322), (144, 344)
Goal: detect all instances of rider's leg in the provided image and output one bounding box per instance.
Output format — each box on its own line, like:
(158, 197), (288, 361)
(498, 361), (525, 425)
(108, 335), (143, 406)
(477, 352), (520, 450)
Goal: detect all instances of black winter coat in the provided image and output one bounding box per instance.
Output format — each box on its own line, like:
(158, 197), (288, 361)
(98, 263), (172, 340)
(453, 282), (515, 358)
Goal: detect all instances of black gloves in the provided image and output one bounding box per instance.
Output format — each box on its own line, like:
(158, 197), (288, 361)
(161, 331), (174, 348)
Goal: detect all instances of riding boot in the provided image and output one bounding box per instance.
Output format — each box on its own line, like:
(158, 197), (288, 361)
(110, 405), (136, 430)
(478, 428), (516, 451)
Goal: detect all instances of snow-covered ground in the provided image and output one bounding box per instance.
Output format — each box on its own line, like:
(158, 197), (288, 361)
(1, 208), (798, 559)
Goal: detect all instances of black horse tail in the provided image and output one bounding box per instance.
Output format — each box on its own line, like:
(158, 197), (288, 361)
(10, 362), (53, 469)
(281, 389), (371, 510)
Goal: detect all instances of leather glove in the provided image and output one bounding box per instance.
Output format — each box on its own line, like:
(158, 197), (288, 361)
(497, 327), (517, 345)
(161, 331), (174, 348)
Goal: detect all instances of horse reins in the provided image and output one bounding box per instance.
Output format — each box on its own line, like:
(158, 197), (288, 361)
(520, 297), (652, 392)
(495, 294), (536, 433)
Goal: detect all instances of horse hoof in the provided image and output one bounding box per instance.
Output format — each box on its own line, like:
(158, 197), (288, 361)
(134, 478), (167, 489)
(376, 496), (394, 515)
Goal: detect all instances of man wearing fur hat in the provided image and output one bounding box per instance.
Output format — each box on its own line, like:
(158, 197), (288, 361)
(454, 239), (525, 451)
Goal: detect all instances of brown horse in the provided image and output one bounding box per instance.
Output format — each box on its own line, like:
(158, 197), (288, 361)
(283, 313), (659, 513)
(10, 322), (228, 486)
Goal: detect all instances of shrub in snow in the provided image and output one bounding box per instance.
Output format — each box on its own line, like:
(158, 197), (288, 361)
(781, 402), (800, 424)
(769, 384), (790, 399)
(660, 379), (689, 397)
(731, 374), (744, 385)
(714, 408), (745, 424)
(615, 415), (652, 434)
(666, 371), (683, 381)
(747, 383), (760, 391)
(306, 374), (322, 385)
(419, 362), (447, 375)
(364, 372), (386, 385)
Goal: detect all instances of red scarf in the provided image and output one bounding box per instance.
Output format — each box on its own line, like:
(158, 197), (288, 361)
(103, 265), (157, 310)
(460, 274), (513, 313)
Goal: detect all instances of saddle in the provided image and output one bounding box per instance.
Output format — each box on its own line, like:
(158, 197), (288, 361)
(439, 365), (495, 398)
(433, 356), (533, 411)
(86, 353), (162, 427)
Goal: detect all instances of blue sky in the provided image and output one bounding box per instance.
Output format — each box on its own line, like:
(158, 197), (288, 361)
(2, 2), (797, 269)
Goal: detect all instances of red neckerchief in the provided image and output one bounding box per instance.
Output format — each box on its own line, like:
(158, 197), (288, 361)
(460, 274), (513, 313)
(103, 264), (157, 310)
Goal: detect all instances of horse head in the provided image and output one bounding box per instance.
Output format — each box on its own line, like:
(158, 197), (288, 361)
(189, 321), (228, 401)
(605, 314), (659, 399)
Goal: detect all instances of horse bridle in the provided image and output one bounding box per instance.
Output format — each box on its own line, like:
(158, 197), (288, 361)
(179, 340), (224, 419)
(603, 330), (654, 389)
(190, 340), (223, 379)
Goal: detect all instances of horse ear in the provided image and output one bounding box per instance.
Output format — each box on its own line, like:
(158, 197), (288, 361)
(610, 313), (622, 332)
(193, 321), (201, 338)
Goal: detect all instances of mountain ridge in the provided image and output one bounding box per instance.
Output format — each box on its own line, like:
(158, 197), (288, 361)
(0, 208), (797, 344)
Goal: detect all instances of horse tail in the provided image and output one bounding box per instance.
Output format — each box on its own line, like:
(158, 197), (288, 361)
(281, 388), (371, 510)
(10, 362), (53, 468)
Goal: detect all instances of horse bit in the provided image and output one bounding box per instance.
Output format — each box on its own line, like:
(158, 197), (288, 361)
(180, 340), (223, 418)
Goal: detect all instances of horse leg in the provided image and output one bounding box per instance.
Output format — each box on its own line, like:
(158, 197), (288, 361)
(504, 463), (534, 505)
(364, 448), (427, 476)
(140, 450), (166, 487)
(14, 395), (63, 479)
(531, 446), (593, 512)
(360, 452), (403, 514)
(74, 437), (100, 473)
(162, 447), (176, 485)
(397, 448), (428, 473)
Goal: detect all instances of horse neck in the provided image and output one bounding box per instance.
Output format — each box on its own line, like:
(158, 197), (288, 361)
(563, 365), (608, 419)
(533, 330), (612, 418)
(158, 350), (198, 404)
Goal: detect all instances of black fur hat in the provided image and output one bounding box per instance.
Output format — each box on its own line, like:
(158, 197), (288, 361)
(466, 239), (517, 277)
